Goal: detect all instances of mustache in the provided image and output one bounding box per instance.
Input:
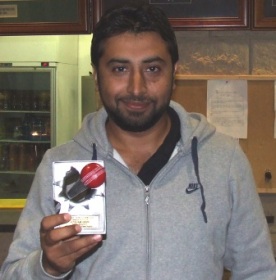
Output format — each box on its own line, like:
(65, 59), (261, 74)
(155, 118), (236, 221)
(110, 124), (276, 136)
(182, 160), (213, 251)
(117, 96), (153, 103)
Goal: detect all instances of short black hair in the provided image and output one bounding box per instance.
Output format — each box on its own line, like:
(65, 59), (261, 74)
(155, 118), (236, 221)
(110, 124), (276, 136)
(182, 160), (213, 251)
(91, 3), (179, 69)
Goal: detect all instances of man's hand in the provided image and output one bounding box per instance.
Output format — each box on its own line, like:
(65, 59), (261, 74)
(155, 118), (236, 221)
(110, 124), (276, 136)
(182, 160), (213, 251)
(40, 213), (103, 276)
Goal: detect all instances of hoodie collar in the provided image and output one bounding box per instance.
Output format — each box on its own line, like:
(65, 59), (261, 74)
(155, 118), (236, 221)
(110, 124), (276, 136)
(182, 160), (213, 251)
(73, 100), (216, 158)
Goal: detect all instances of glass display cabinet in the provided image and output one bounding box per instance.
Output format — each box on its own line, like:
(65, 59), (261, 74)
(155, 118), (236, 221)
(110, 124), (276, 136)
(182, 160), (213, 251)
(0, 66), (55, 208)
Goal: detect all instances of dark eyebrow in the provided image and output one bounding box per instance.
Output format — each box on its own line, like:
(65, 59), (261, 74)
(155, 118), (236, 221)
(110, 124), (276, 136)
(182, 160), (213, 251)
(107, 58), (129, 65)
(106, 56), (165, 65)
(142, 56), (165, 64)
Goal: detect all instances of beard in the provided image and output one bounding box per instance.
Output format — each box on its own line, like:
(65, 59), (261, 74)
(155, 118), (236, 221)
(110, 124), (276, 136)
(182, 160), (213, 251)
(96, 70), (175, 132)
(100, 94), (171, 132)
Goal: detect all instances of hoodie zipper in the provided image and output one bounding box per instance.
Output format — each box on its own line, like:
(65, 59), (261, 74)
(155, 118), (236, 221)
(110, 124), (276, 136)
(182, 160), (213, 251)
(107, 155), (152, 279)
(144, 185), (150, 280)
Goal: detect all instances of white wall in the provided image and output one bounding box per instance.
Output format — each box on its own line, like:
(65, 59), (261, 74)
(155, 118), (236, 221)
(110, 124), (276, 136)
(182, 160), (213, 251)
(77, 34), (94, 124)
(0, 35), (78, 64)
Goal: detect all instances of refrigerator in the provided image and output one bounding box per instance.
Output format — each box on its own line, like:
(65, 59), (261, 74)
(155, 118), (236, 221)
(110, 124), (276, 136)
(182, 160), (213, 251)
(0, 62), (79, 209)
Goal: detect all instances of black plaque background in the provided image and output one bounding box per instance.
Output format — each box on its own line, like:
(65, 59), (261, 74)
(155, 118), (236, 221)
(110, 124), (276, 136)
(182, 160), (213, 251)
(0, 0), (91, 35)
(93, 0), (248, 30)
(253, 0), (276, 29)
(0, 0), (78, 23)
(264, 0), (276, 18)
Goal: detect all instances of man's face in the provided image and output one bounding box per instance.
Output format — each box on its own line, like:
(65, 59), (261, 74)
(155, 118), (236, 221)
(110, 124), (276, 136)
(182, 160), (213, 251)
(94, 31), (177, 132)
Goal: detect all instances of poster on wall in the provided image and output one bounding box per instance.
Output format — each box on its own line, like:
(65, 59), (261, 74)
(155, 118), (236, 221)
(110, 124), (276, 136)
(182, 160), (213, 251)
(207, 80), (248, 139)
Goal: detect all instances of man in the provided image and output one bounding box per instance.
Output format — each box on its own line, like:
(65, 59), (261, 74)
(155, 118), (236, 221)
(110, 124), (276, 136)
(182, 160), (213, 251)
(1, 3), (276, 280)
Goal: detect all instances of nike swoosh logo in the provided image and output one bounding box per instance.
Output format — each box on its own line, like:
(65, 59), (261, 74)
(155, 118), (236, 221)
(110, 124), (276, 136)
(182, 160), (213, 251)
(186, 183), (199, 194)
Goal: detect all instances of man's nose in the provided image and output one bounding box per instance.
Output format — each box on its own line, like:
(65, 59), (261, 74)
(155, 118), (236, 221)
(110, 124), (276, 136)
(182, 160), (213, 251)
(127, 70), (146, 96)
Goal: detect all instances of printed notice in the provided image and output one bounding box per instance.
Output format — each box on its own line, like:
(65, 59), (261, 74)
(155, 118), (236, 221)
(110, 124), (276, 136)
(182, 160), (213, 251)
(274, 81), (276, 138)
(0, 5), (17, 18)
(207, 80), (248, 139)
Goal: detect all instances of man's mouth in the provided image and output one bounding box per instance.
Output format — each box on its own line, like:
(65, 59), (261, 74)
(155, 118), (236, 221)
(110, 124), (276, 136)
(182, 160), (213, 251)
(120, 97), (152, 111)
(124, 100), (150, 111)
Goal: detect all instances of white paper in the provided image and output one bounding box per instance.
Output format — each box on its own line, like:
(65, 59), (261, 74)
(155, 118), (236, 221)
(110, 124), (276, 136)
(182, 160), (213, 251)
(207, 80), (248, 139)
(274, 81), (276, 138)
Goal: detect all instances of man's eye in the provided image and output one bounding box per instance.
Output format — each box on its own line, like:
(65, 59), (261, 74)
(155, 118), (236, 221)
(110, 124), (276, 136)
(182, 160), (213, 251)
(146, 66), (159, 72)
(113, 66), (126, 72)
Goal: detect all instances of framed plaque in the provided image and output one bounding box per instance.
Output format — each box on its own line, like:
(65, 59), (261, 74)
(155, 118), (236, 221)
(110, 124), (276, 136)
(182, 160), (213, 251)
(93, 0), (249, 30)
(253, 0), (276, 29)
(0, 0), (92, 35)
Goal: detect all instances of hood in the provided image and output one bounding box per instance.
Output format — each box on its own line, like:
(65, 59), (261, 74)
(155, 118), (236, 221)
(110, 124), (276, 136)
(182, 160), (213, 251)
(169, 101), (216, 153)
(73, 107), (111, 156)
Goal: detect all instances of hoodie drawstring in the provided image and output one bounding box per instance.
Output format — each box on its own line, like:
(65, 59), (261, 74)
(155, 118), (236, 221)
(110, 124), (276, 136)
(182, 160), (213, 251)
(191, 137), (208, 223)
(92, 143), (97, 160)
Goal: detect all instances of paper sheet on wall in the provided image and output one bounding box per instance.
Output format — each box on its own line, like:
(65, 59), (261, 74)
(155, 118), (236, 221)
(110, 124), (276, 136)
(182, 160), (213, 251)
(207, 80), (248, 139)
(274, 81), (276, 138)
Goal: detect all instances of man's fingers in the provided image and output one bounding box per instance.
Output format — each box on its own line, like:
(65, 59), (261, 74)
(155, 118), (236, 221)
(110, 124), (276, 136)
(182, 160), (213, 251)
(43, 224), (82, 247)
(58, 235), (101, 258)
(42, 234), (103, 273)
(40, 213), (71, 232)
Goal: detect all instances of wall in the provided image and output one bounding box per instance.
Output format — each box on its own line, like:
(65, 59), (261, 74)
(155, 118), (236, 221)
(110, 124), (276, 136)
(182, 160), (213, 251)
(0, 35), (79, 64)
(174, 30), (276, 259)
(78, 34), (93, 122)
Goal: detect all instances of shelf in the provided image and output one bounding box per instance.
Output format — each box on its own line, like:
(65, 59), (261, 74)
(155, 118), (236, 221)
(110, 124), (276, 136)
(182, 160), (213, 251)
(175, 74), (276, 81)
(0, 199), (26, 209)
(257, 188), (276, 194)
(0, 139), (50, 144)
(0, 171), (34, 175)
(0, 110), (50, 114)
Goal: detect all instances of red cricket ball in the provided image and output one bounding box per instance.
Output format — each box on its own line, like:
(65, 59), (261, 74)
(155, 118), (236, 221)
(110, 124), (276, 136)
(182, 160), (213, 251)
(80, 163), (106, 188)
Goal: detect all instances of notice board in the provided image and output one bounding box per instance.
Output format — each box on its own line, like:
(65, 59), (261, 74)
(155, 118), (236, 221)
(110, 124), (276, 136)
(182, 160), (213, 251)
(172, 78), (276, 192)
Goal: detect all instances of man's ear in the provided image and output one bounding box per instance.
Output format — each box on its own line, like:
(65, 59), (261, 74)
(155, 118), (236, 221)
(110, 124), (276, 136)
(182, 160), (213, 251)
(173, 62), (179, 76)
(92, 66), (98, 88)
(172, 62), (179, 90)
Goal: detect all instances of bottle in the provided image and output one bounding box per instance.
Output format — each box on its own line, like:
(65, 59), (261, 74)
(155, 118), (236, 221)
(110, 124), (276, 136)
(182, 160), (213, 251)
(38, 91), (50, 111)
(0, 91), (5, 109)
(18, 144), (26, 171)
(12, 91), (24, 110)
(2, 91), (10, 110)
(30, 116), (43, 140)
(17, 91), (24, 110)
(9, 143), (18, 171)
(22, 114), (31, 140)
(0, 121), (6, 139)
(11, 91), (18, 110)
(44, 117), (51, 140)
(31, 92), (39, 111)
(13, 125), (23, 140)
(23, 91), (31, 111)
(0, 144), (8, 170)
(26, 144), (37, 172)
